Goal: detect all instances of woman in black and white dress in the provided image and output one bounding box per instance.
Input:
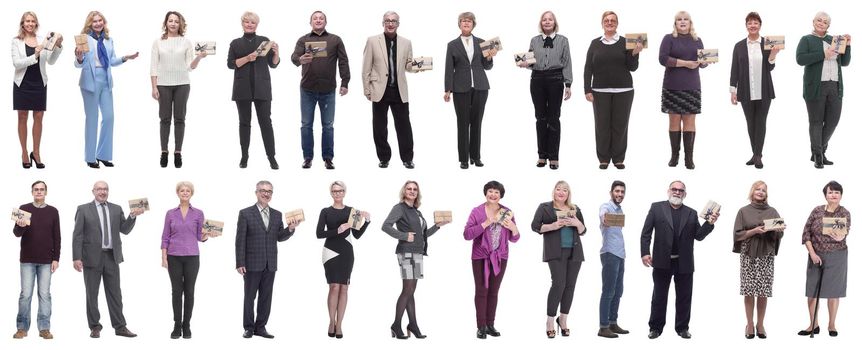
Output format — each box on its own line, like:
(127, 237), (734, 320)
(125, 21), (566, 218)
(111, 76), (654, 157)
(316, 181), (369, 338)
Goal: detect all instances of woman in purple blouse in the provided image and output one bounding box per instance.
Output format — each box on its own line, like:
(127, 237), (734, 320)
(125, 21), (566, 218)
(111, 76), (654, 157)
(160, 181), (208, 339)
(464, 180), (520, 339)
(659, 11), (710, 170)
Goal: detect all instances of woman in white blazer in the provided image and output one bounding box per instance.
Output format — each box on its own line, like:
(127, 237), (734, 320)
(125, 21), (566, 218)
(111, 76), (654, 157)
(74, 11), (138, 168)
(11, 11), (62, 169)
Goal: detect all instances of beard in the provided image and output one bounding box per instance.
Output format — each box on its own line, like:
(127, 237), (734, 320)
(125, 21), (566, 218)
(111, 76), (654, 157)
(668, 196), (683, 206)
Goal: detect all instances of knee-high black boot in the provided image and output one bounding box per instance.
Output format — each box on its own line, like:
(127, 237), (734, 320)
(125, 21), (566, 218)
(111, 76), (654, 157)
(668, 131), (681, 167)
(683, 131), (696, 170)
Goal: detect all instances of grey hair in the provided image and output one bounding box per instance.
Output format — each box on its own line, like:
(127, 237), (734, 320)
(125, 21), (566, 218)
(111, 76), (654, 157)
(813, 11), (831, 24)
(383, 11), (399, 21)
(256, 180), (273, 189)
(330, 181), (346, 192)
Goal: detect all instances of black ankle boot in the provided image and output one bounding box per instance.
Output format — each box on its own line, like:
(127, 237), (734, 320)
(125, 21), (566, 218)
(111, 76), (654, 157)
(170, 322), (182, 339)
(174, 152), (183, 168)
(668, 131), (681, 167)
(814, 153), (824, 169)
(182, 322), (191, 339)
(683, 131), (696, 169)
(160, 152), (169, 168)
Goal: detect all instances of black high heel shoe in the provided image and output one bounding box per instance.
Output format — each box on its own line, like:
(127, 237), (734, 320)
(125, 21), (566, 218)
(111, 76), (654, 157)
(334, 324), (343, 339)
(328, 324), (335, 338)
(745, 325), (754, 339)
(97, 159), (114, 167)
(390, 324), (408, 339)
(797, 326), (819, 336)
(30, 152), (44, 169)
(160, 152), (169, 168)
(556, 317), (570, 337)
(471, 159), (484, 167)
(86, 161), (100, 169)
(406, 324), (426, 339)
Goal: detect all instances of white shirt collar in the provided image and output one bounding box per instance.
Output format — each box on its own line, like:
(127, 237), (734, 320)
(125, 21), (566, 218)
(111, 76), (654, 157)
(601, 33), (620, 44)
(542, 33), (556, 40)
(748, 37), (762, 45)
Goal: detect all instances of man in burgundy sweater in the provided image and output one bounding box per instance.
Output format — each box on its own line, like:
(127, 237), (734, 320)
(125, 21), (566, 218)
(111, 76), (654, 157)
(12, 181), (60, 340)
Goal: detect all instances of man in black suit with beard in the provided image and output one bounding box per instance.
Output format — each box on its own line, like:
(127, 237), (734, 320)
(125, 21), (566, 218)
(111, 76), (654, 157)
(640, 180), (719, 339)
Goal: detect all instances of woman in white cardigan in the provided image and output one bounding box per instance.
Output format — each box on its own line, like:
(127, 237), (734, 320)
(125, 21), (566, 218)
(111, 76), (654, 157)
(150, 11), (206, 168)
(11, 11), (62, 169)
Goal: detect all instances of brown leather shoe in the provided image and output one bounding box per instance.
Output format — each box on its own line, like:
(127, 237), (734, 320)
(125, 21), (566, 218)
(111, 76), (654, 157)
(13, 329), (27, 339)
(39, 330), (53, 339)
(598, 327), (619, 338)
(115, 326), (137, 338)
(609, 323), (630, 334)
(90, 327), (101, 338)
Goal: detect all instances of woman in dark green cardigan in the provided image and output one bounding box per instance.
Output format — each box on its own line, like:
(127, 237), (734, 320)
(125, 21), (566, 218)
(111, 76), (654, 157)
(796, 11), (851, 169)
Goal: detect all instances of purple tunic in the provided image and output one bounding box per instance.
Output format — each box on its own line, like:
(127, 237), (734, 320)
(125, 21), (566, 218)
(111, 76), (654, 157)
(161, 205), (205, 256)
(659, 33), (705, 91)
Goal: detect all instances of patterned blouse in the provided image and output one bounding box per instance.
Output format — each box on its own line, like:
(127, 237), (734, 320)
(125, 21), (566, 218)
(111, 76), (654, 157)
(801, 205), (850, 253)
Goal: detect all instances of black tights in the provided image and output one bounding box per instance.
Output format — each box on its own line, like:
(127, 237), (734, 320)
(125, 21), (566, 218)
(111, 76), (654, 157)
(393, 279), (418, 327)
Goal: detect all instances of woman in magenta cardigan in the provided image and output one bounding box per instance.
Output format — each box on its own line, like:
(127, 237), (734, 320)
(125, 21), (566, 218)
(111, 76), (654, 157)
(464, 180), (520, 339)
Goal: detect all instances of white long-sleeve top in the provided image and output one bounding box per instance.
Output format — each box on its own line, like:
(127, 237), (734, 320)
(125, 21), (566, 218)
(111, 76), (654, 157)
(150, 36), (194, 86)
(11, 36), (63, 86)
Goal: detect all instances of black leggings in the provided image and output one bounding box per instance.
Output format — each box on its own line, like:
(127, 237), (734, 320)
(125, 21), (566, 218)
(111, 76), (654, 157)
(167, 255), (200, 324)
(546, 248), (582, 316)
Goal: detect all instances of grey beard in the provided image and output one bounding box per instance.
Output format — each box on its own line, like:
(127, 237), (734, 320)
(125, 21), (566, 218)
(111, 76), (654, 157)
(668, 197), (683, 206)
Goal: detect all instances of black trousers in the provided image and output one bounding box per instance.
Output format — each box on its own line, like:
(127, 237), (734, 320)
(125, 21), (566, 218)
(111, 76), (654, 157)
(243, 270), (276, 331)
(740, 99), (771, 156)
(452, 89), (488, 162)
(592, 90), (634, 163)
(372, 86), (414, 162)
(236, 100), (275, 157)
(83, 250), (126, 330)
(157, 84), (190, 151)
(167, 255), (200, 324)
(649, 259), (693, 333)
(546, 248), (582, 317)
(530, 71), (564, 160)
(805, 81), (842, 154)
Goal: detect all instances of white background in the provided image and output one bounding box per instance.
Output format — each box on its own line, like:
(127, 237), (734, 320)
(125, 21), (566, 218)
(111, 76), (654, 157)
(1, 0), (858, 349)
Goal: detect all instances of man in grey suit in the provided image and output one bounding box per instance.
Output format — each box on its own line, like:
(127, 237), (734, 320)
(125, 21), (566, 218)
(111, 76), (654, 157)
(362, 11), (415, 169)
(236, 180), (299, 339)
(72, 181), (145, 338)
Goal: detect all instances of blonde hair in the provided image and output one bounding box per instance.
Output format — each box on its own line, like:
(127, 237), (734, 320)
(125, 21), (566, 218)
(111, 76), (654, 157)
(601, 11), (617, 26)
(80, 11), (110, 38)
(176, 181), (195, 195)
(538, 11), (558, 34)
(458, 12), (476, 28)
(399, 180), (422, 208)
(748, 180), (768, 203)
(671, 11), (698, 41)
(551, 180), (575, 210)
(160, 11), (187, 40)
(241, 11), (259, 24)
(16, 11), (39, 40)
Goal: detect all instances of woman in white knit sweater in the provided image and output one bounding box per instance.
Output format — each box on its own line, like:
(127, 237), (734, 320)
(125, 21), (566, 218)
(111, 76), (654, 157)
(150, 11), (206, 168)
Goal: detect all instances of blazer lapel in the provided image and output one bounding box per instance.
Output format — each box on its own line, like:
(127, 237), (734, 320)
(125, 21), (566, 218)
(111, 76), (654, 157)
(376, 35), (388, 71)
(456, 36), (470, 61)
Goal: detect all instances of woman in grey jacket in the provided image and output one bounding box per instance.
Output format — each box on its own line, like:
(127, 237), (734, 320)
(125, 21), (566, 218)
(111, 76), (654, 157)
(383, 180), (449, 339)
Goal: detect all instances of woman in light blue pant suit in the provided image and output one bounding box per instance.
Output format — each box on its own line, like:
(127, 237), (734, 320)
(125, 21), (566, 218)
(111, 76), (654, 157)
(74, 11), (138, 168)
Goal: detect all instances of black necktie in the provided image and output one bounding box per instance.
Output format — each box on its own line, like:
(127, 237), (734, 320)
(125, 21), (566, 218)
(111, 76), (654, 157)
(388, 40), (396, 86)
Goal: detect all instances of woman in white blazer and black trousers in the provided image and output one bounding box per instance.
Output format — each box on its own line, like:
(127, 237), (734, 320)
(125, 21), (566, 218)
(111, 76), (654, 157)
(11, 11), (62, 169)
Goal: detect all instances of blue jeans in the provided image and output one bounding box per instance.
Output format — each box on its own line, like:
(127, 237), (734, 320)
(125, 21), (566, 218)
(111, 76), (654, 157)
(300, 88), (336, 160)
(599, 253), (624, 327)
(17, 263), (52, 331)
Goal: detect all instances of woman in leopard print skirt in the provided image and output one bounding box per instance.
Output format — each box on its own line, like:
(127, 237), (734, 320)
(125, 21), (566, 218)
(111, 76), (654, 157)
(733, 180), (784, 339)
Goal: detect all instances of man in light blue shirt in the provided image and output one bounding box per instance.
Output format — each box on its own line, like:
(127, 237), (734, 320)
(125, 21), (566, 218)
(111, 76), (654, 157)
(598, 180), (628, 338)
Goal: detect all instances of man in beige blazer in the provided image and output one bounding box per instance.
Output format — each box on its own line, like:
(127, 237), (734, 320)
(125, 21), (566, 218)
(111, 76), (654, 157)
(362, 11), (415, 169)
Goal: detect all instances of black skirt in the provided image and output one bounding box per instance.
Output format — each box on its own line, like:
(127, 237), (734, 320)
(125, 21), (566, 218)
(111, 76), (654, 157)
(661, 89), (701, 115)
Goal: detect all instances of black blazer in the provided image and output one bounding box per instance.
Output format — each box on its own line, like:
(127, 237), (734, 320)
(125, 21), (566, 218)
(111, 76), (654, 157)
(235, 204), (294, 272)
(444, 35), (493, 93)
(72, 201), (137, 267)
(730, 38), (776, 102)
(531, 202), (586, 262)
(640, 201), (714, 274)
(228, 35), (280, 101)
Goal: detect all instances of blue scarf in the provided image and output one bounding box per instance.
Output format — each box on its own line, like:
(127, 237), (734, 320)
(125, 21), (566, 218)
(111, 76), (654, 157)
(89, 30), (109, 69)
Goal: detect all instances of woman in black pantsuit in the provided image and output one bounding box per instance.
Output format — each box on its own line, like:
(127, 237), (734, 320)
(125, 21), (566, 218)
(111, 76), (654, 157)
(227, 11), (280, 169)
(583, 11), (640, 170)
(316, 181), (369, 338)
(443, 12), (495, 169)
(531, 180), (586, 338)
(11, 11), (62, 169)
(730, 12), (779, 169)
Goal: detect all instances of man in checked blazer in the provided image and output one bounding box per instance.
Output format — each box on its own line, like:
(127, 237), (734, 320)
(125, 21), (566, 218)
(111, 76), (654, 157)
(72, 180), (145, 338)
(640, 180), (719, 340)
(235, 180), (300, 339)
(362, 11), (415, 169)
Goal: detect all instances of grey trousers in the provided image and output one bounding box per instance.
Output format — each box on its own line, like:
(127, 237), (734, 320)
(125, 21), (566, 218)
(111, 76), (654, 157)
(157, 84), (190, 151)
(805, 81), (842, 154)
(83, 250), (126, 330)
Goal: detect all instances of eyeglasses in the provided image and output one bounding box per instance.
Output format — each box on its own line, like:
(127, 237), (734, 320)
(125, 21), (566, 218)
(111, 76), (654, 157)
(383, 20), (399, 25)
(93, 187), (109, 192)
(331, 189), (345, 194)
(257, 189), (273, 195)
(670, 188), (686, 194)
